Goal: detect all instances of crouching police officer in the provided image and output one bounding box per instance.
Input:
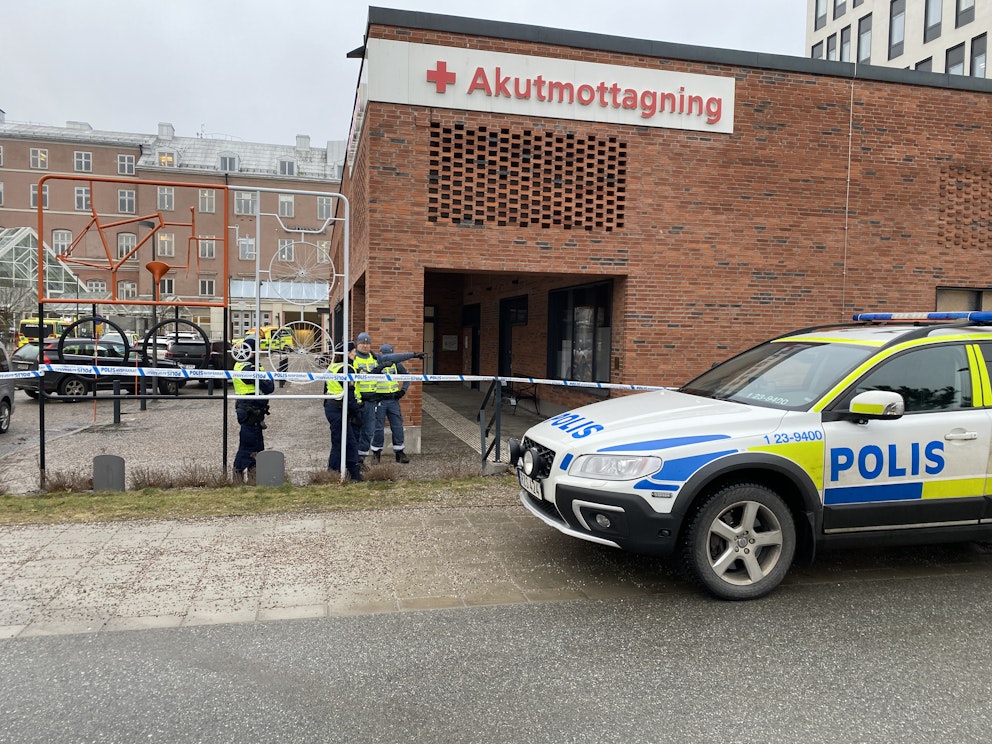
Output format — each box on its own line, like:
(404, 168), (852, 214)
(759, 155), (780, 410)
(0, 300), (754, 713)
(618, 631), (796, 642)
(324, 341), (364, 482)
(232, 337), (274, 481)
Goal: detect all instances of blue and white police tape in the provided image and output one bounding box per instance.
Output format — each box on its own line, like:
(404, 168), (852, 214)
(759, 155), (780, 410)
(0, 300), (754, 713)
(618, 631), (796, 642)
(0, 364), (666, 393)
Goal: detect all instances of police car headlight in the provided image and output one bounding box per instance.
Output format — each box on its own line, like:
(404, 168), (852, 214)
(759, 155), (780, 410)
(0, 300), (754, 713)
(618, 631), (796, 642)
(568, 455), (662, 481)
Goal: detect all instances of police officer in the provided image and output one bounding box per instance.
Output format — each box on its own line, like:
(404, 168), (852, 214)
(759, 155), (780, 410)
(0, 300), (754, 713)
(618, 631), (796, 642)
(351, 332), (381, 464)
(324, 342), (364, 482)
(371, 343), (411, 463)
(232, 337), (274, 481)
(352, 331), (424, 466)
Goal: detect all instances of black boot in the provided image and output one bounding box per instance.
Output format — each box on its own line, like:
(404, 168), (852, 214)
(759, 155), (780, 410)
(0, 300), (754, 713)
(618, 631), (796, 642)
(348, 465), (364, 482)
(372, 450), (381, 464)
(395, 450), (410, 464)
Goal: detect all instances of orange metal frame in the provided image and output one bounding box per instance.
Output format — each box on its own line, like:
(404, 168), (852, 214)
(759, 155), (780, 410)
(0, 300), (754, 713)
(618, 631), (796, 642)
(36, 174), (231, 310)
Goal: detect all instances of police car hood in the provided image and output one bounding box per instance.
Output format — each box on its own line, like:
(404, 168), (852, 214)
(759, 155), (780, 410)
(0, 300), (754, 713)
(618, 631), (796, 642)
(527, 389), (788, 452)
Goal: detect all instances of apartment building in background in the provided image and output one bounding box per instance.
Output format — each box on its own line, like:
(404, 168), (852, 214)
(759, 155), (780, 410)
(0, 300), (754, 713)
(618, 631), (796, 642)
(807, 0), (986, 75)
(0, 113), (346, 338)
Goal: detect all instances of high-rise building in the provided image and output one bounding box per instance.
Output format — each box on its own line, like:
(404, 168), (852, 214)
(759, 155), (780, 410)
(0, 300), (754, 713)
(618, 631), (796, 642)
(807, 0), (986, 75)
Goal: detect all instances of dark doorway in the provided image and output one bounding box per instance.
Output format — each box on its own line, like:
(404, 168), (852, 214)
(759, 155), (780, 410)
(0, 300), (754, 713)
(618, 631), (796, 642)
(498, 295), (528, 377)
(462, 303), (481, 389)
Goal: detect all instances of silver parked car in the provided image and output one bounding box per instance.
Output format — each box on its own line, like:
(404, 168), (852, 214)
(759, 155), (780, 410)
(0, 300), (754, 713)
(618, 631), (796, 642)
(0, 341), (15, 433)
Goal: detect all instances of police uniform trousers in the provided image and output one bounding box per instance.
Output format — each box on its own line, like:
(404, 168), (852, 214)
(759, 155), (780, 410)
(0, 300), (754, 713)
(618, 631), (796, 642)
(356, 397), (378, 458)
(372, 396), (406, 452)
(234, 404), (265, 475)
(324, 399), (362, 480)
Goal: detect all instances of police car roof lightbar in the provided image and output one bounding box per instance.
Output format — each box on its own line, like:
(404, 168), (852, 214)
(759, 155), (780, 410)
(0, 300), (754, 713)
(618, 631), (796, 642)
(854, 311), (992, 324)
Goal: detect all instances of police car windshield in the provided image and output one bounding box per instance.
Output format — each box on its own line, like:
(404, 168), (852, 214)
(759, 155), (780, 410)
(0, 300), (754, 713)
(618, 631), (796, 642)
(680, 340), (875, 410)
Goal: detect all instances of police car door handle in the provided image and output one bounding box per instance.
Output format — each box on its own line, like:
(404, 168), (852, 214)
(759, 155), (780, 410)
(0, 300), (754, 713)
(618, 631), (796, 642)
(945, 431), (979, 440)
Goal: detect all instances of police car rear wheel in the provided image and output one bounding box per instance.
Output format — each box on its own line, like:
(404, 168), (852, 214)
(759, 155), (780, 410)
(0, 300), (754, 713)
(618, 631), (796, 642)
(683, 483), (795, 601)
(0, 400), (9, 433)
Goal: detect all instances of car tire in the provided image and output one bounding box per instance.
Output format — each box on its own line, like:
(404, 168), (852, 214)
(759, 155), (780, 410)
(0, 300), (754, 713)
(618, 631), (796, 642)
(57, 376), (89, 400)
(158, 379), (179, 396)
(682, 482), (796, 601)
(24, 390), (39, 400)
(0, 399), (9, 433)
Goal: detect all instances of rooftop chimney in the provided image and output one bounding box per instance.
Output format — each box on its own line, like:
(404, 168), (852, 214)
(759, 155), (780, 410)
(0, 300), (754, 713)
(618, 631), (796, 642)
(158, 122), (175, 140)
(296, 134), (310, 151)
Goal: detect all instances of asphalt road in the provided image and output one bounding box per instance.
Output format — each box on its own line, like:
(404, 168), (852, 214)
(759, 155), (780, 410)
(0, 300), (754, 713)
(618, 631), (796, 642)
(3, 569), (992, 744)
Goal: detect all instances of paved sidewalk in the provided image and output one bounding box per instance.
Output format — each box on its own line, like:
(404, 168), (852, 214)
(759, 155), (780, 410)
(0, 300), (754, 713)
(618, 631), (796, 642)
(0, 506), (685, 638)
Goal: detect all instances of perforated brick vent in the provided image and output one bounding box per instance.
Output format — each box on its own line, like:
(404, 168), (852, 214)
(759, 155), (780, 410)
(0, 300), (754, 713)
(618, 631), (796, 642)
(939, 166), (992, 250)
(428, 123), (626, 230)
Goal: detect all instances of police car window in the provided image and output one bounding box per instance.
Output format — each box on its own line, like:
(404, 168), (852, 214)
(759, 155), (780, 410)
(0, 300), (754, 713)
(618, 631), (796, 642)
(681, 341), (874, 410)
(847, 344), (971, 413)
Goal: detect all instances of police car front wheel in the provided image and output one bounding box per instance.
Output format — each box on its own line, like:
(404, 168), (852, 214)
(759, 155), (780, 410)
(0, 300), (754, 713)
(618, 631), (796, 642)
(682, 483), (796, 601)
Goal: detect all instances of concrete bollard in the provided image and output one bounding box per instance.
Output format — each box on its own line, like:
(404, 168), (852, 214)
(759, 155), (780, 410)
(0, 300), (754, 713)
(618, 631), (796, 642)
(93, 455), (126, 492)
(255, 450), (285, 487)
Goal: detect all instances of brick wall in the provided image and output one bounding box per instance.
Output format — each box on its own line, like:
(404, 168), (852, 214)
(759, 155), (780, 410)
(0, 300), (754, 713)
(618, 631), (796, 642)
(337, 20), (992, 423)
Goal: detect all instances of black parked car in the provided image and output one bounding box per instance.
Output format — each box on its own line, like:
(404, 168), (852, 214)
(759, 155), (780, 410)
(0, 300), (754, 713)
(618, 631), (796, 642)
(164, 339), (234, 386)
(11, 338), (187, 400)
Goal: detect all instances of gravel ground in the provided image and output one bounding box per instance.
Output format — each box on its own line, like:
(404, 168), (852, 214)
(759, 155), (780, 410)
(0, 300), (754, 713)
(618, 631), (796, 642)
(0, 385), (516, 496)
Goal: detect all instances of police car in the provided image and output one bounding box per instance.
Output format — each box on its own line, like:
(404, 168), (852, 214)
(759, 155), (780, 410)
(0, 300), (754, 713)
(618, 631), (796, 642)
(511, 312), (992, 600)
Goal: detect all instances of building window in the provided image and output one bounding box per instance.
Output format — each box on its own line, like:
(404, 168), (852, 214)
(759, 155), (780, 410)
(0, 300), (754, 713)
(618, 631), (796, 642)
(198, 237), (216, 259)
(117, 281), (137, 299)
(548, 281), (612, 384)
(317, 196), (332, 220)
(827, 34), (838, 60)
(972, 34), (987, 77)
(841, 26), (852, 61)
(157, 150), (176, 167)
(74, 151), (93, 172)
(947, 42), (966, 73)
(117, 154), (135, 175)
(198, 279), (215, 297)
(278, 159), (295, 176)
(917, 57), (934, 70)
(52, 229), (72, 253)
(238, 237), (255, 260)
(117, 232), (136, 260)
(199, 189), (216, 214)
(854, 0), (864, 5)
(220, 154), (238, 172)
(925, 0), (943, 42)
(957, 0), (975, 28)
(118, 189), (136, 214)
(277, 239), (294, 262)
(86, 280), (107, 293)
(833, 0), (846, 20)
(811, 41), (824, 59)
(30, 184), (48, 209)
(278, 194), (294, 218)
(316, 241), (331, 263)
(889, 0), (906, 59)
(858, 14), (873, 63)
(815, 0), (827, 30)
(235, 191), (256, 215)
(159, 278), (174, 295)
(75, 186), (91, 212)
(157, 232), (175, 257)
(158, 186), (174, 211)
(30, 148), (48, 169)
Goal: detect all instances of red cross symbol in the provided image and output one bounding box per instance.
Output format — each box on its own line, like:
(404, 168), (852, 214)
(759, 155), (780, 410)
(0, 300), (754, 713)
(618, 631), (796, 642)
(426, 60), (456, 94)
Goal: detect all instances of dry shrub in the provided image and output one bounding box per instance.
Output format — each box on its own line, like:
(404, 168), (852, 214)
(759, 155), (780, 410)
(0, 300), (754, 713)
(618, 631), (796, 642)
(42, 469), (93, 493)
(129, 461), (233, 490)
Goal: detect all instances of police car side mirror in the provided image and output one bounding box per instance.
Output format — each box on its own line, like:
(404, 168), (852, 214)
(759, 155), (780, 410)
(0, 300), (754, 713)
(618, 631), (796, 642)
(848, 390), (905, 421)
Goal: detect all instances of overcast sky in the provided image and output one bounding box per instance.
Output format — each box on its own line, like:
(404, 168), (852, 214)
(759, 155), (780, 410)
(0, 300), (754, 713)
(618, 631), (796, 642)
(2, 0), (807, 147)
